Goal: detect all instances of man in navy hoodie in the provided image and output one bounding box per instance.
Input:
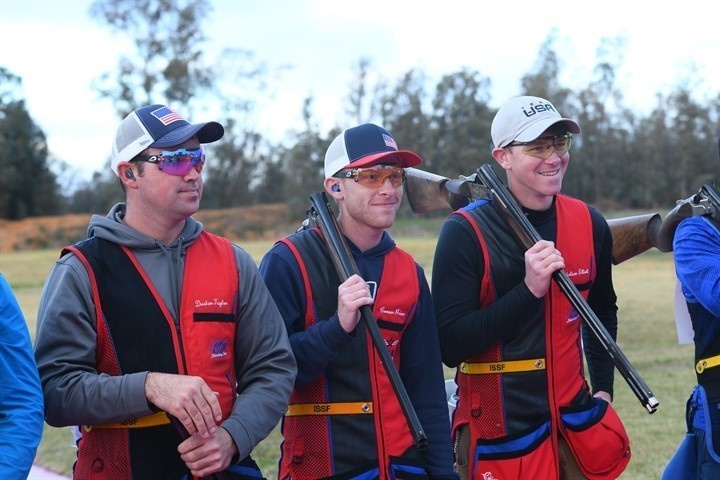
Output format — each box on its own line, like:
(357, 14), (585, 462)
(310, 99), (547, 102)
(260, 123), (457, 480)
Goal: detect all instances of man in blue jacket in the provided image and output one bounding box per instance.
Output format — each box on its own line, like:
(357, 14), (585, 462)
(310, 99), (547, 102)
(0, 273), (44, 479)
(663, 137), (720, 479)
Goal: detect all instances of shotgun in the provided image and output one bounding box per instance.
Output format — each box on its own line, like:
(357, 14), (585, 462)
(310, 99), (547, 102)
(404, 167), (469, 213)
(655, 182), (720, 252)
(306, 191), (429, 449)
(471, 163), (659, 414)
(606, 213), (661, 265)
(405, 167), (662, 265)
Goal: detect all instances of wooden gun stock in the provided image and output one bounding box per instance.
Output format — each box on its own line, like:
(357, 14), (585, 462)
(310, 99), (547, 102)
(404, 168), (469, 213)
(607, 213), (661, 265)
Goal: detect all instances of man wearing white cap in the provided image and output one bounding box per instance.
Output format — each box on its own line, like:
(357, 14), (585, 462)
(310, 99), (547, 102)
(34, 104), (296, 479)
(432, 96), (630, 479)
(260, 123), (458, 479)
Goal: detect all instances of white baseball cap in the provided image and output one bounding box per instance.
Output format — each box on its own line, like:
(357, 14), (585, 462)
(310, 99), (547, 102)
(491, 96), (580, 148)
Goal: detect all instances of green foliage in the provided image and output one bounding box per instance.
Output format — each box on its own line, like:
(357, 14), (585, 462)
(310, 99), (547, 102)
(0, 68), (62, 220)
(89, 0), (214, 115)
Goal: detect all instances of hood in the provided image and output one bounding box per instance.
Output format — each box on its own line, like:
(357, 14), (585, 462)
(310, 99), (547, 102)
(87, 203), (203, 250)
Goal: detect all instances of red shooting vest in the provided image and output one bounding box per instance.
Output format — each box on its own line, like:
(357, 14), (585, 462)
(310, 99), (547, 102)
(278, 230), (422, 479)
(454, 195), (599, 479)
(66, 232), (238, 479)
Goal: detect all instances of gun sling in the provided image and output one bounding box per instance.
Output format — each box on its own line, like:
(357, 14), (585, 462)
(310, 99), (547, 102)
(286, 402), (374, 416)
(459, 358), (546, 374)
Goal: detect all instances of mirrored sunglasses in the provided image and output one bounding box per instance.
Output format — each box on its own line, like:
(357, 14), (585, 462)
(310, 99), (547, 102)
(134, 147), (205, 176)
(334, 165), (406, 189)
(507, 133), (572, 159)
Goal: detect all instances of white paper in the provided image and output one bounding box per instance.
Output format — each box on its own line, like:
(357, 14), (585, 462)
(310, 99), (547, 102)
(674, 278), (695, 345)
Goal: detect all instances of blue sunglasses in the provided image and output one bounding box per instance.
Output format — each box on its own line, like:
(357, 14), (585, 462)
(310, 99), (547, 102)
(134, 147), (205, 176)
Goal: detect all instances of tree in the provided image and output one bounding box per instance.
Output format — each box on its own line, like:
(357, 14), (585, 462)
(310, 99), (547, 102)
(427, 68), (494, 178)
(573, 36), (630, 207)
(89, 0), (277, 211)
(344, 57), (385, 124)
(267, 96), (329, 219)
(66, 172), (123, 214)
(89, 0), (214, 117)
(0, 68), (61, 219)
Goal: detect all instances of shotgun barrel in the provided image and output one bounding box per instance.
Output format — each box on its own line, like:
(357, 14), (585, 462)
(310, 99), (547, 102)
(473, 164), (659, 414)
(307, 191), (429, 449)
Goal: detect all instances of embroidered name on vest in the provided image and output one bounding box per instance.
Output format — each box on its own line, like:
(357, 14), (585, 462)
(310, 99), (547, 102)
(379, 306), (407, 318)
(195, 298), (230, 308)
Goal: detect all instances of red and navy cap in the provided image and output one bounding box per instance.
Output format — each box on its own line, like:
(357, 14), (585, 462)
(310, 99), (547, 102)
(324, 123), (422, 178)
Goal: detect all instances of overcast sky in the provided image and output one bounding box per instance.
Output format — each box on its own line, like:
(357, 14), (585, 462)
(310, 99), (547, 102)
(1, 0), (718, 182)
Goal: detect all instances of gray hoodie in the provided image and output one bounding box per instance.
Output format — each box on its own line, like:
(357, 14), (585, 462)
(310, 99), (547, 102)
(34, 203), (296, 460)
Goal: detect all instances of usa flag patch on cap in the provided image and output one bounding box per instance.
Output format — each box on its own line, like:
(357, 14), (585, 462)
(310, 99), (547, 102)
(151, 106), (183, 126)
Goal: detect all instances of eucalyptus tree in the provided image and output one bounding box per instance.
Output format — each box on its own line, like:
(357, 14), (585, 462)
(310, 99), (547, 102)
(0, 68), (61, 219)
(89, 0), (215, 117)
(267, 96), (331, 218)
(573, 36), (630, 207)
(428, 68), (494, 178)
(377, 69), (432, 162)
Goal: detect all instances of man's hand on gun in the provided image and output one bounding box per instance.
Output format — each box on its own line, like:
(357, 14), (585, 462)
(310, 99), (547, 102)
(337, 274), (374, 333)
(524, 240), (565, 298)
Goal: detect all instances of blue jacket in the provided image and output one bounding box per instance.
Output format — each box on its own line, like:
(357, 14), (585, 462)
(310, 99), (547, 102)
(0, 273), (44, 479)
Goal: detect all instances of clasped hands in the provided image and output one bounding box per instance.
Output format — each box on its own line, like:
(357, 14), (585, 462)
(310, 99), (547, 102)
(145, 372), (238, 477)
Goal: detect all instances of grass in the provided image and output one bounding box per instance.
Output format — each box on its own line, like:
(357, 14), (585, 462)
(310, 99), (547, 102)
(2, 232), (692, 479)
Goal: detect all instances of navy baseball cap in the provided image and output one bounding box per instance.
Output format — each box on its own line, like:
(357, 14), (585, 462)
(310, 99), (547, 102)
(324, 123), (422, 178)
(111, 104), (224, 176)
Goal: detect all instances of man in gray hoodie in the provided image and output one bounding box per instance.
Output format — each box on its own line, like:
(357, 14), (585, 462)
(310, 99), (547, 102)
(34, 104), (296, 479)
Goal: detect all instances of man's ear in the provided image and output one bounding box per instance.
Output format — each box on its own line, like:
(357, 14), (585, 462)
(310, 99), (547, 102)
(118, 164), (138, 185)
(324, 178), (342, 198)
(492, 146), (511, 171)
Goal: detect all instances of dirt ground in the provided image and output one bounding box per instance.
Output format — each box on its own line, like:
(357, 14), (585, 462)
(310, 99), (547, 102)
(0, 203), (295, 253)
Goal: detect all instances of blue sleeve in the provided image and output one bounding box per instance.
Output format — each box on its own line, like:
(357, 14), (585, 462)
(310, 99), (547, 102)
(673, 216), (720, 316)
(400, 266), (458, 479)
(259, 241), (354, 387)
(0, 274), (45, 479)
